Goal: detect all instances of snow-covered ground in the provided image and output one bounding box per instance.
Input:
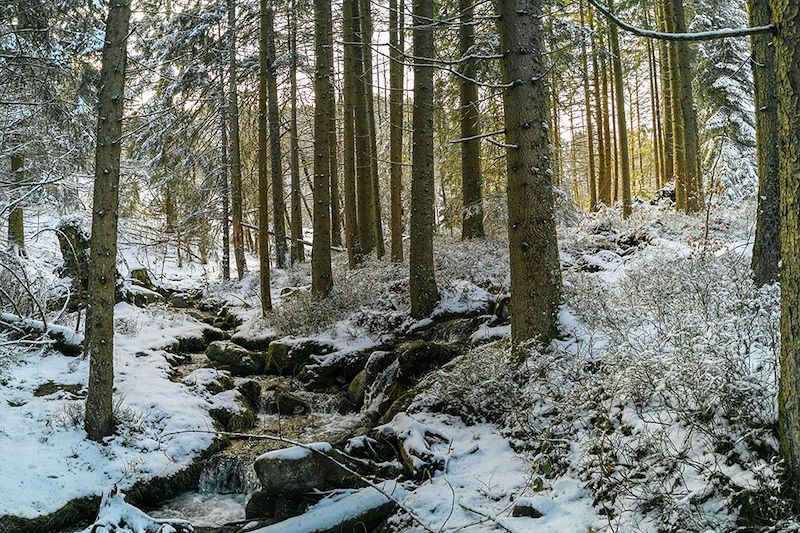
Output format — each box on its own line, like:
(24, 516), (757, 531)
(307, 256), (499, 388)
(2, 199), (789, 532)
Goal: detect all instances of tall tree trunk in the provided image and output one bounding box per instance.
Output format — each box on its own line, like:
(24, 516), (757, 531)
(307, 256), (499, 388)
(459, 0), (485, 239)
(289, 4), (305, 263)
(359, 0), (385, 258)
(497, 0), (562, 344)
(329, 90), (342, 249)
(749, 0), (780, 286)
(218, 55), (231, 282)
(591, 12), (607, 210)
(228, 0), (247, 280)
(600, 32), (614, 205)
(311, 0), (333, 296)
(671, 0), (703, 212)
(8, 154), (25, 256)
(409, 0), (439, 318)
(266, 4), (287, 268)
(608, 5), (632, 217)
(342, 0), (362, 267)
(389, 0), (405, 261)
(663, 0), (686, 209)
(580, 0), (598, 211)
(352, 0), (375, 255)
(84, 0), (131, 442)
(258, 0), (273, 314)
(772, 0), (800, 499)
(647, 38), (664, 189)
(656, 0), (674, 189)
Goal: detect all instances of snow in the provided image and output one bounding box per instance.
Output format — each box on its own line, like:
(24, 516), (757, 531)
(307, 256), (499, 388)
(257, 441), (332, 461)
(251, 480), (407, 533)
(0, 302), (217, 519)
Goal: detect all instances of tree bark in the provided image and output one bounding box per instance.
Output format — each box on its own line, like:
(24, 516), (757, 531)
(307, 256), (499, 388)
(497, 0), (562, 344)
(258, 0), (273, 314)
(459, 0), (485, 239)
(266, 3), (287, 269)
(359, 0), (385, 258)
(227, 0), (247, 280)
(329, 89), (342, 249)
(342, 0), (362, 268)
(217, 58), (231, 282)
(84, 0), (132, 442)
(773, 0), (800, 499)
(289, 3), (305, 263)
(352, 0), (375, 255)
(311, 0), (333, 296)
(749, 0), (780, 286)
(581, 0), (598, 211)
(8, 154), (25, 255)
(389, 0), (405, 261)
(608, 2), (632, 217)
(591, 12), (607, 210)
(409, 0), (439, 318)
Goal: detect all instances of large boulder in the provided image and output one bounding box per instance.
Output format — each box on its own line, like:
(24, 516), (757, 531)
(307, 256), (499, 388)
(260, 383), (311, 416)
(206, 340), (265, 376)
(253, 443), (361, 494)
(129, 267), (156, 291)
(395, 340), (458, 385)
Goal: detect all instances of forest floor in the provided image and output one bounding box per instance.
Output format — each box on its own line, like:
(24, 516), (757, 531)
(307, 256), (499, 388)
(0, 198), (790, 532)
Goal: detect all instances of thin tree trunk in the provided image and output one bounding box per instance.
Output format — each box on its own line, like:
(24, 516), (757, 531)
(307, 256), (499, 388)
(84, 0), (132, 442)
(258, 0), (273, 314)
(389, 0), (405, 261)
(342, 0), (362, 267)
(608, 6), (632, 217)
(409, 0), (439, 318)
(497, 0), (562, 344)
(591, 12), (608, 209)
(600, 31), (614, 205)
(266, 4), (287, 268)
(750, 0), (780, 286)
(352, 0), (375, 255)
(227, 0), (247, 280)
(289, 3), (305, 263)
(8, 154), (25, 255)
(459, 0), (485, 239)
(311, 0), (333, 295)
(359, 0), (385, 258)
(581, 0), (598, 211)
(218, 54), (231, 282)
(329, 90), (342, 249)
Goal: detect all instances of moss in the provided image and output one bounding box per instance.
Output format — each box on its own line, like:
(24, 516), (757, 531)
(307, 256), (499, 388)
(33, 382), (83, 397)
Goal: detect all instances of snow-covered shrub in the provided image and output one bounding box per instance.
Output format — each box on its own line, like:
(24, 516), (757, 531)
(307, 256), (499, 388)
(559, 252), (784, 531)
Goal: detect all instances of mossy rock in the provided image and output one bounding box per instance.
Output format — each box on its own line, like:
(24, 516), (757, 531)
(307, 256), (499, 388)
(261, 386), (311, 416)
(129, 267), (156, 290)
(208, 391), (256, 432)
(206, 341), (265, 376)
(396, 341), (458, 385)
(347, 370), (368, 407)
(267, 339), (336, 375)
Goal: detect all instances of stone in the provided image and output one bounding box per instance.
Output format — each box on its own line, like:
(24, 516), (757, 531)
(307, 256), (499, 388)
(55, 216), (91, 310)
(511, 498), (543, 518)
(182, 369), (234, 396)
(231, 330), (275, 351)
(169, 292), (193, 308)
(122, 285), (165, 307)
(396, 340), (458, 385)
(252, 443), (361, 495)
(208, 390), (256, 432)
(236, 379), (262, 409)
(129, 267), (156, 290)
(266, 339), (336, 375)
(261, 384), (310, 415)
(347, 370), (367, 407)
(206, 340), (265, 376)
